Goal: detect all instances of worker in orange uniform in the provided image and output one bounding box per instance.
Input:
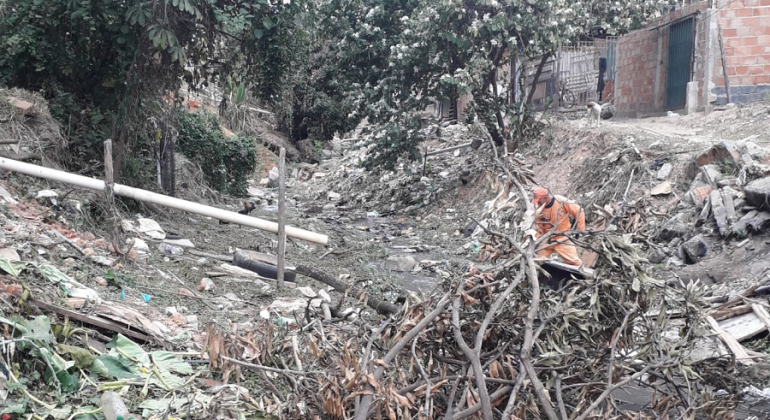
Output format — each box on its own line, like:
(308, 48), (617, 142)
(531, 187), (586, 268)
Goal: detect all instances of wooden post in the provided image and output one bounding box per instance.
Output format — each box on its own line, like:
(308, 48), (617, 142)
(277, 147), (287, 287)
(104, 140), (113, 186)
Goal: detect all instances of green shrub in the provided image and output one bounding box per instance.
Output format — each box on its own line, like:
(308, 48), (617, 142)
(175, 110), (256, 197)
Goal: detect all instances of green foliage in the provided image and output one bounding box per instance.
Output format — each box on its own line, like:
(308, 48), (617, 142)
(0, 0), (305, 190)
(300, 0), (675, 170)
(175, 110), (256, 197)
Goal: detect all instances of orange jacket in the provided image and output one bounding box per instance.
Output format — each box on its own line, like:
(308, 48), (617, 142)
(532, 195), (586, 238)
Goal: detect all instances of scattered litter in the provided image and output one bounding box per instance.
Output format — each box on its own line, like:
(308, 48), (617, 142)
(197, 277), (215, 291)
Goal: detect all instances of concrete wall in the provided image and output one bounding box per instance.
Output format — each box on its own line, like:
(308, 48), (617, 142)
(615, 2), (709, 117)
(711, 0), (770, 104)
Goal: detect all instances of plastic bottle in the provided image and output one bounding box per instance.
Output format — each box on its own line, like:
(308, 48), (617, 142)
(100, 391), (133, 420)
(157, 242), (184, 255)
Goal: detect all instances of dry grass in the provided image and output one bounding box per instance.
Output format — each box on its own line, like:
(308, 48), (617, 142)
(0, 88), (67, 168)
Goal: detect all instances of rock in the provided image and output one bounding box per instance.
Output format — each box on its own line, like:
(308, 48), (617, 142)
(656, 163), (673, 180)
(8, 96), (34, 114)
(700, 164), (723, 185)
(63, 257), (76, 266)
(744, 177), (770, 211)
(659, 213), (689, 241)
(93, 238), (108, 250)
(384, 255), (417, 272)
(95, 277), (108, 286)
(82, 247), (97, 257)
(649, 248), (668, 264)
(81, 232), (96, 241)
(732, 210), (770, 235)
(682, 236), (708, 264)
(687, 141), (741, 179)
(268, 166), (280, 188)
(327, 191), (341, 201)
(297, 286), (317, 298)
(126, 249), (140, 262)
(710, 190), (729, 235)
(165, 307), (178, 316)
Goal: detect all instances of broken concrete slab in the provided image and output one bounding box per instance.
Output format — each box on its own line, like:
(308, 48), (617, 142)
(656, 163), (673, 180)
(744, 176), (770, 211)
(722, 189), (737, 224)
(696, 195), (711, 227)
(384, 255), (417, 272)
(659, 213), (690, 241)
(682, 235), (708, 264)
(732, 210), (770, 235)
(710, 190), (729, 235)
(700, 164), (723, 185)
(687, 141), (741, 180)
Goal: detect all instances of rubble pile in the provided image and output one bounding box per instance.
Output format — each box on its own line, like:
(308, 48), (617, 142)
(286, 124), (490, 215)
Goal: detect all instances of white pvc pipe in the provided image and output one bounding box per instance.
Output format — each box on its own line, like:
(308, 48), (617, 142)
(0, 157), (328, 245)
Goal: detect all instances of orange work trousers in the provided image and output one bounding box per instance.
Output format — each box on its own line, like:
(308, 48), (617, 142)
(537, 240), (582, 267)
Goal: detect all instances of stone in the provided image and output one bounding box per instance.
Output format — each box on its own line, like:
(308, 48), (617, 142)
(656, 163), (673, 180)
(327, 191), (341, 201)
(63, 257), (76, 266)
(700, 164), (723, 185)
(95, 277), (108, 286)
(744, 177), (770, 211)
(384, 255), (417, 272)
(82, 247), (97, 257)
(81, 232), (96, 241)
(170, 313), (187, 326)
(649, 248), (668, 264)
(710, 190), (729, 235)
(268, 166), (280, 188)
(682, 236), (708, 264)
(131, 238), (150, 253)
(732, 210), (770, 235)
(93, 238), (108, 250)
(126, 249), (140, 262)
(722, 189), (737, 224)
(660, 213), (689, 241)
(687, 141), (741, 179)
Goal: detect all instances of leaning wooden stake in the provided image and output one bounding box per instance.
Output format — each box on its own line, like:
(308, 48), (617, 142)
(104, 140), (114, 186)
(0, 157), (327, 244)
(277, 148), (287, 288)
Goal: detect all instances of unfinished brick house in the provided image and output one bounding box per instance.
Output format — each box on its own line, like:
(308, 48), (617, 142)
(615, 0), (770, 117)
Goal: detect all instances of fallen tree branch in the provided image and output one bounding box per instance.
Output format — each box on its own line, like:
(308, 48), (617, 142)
(296, 264), (400, 315)
(352, 293), (452, 420)
(452, 281), (493, 420)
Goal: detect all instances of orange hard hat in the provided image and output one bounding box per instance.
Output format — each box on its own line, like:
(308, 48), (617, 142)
(533, 187), (549, 198)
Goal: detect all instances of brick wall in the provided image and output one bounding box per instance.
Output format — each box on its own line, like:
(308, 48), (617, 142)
(712, 0), (770, 104)
(615, 2), (709, 116)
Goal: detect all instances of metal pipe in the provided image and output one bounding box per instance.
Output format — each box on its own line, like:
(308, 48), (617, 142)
(0, 157), (328, 245)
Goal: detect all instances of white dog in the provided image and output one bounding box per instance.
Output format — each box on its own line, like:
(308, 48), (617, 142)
(586, 101), (602, 128)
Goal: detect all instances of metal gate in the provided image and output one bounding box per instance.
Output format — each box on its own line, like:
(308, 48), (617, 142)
(665, 18), (694, 110)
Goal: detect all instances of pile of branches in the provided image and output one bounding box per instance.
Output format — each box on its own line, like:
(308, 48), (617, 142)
(201, 159), (749, 420)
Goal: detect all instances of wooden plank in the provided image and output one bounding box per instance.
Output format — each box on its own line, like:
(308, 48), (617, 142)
(751, 304), (770, 331)
(718, 312), (766, 342)
(710, 304), (752, 321)
(277, 147), (287, 288)
(706, 316), (754, 365)
(30, 298), (158, 344)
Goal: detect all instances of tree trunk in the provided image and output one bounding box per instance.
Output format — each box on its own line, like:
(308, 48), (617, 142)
(526, 54), (551, 105)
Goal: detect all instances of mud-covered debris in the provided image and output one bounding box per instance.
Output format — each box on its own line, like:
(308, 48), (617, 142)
(383, 255), (417, 272)
(682, 235), (708, 264)
(744, 176), (770, 211)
